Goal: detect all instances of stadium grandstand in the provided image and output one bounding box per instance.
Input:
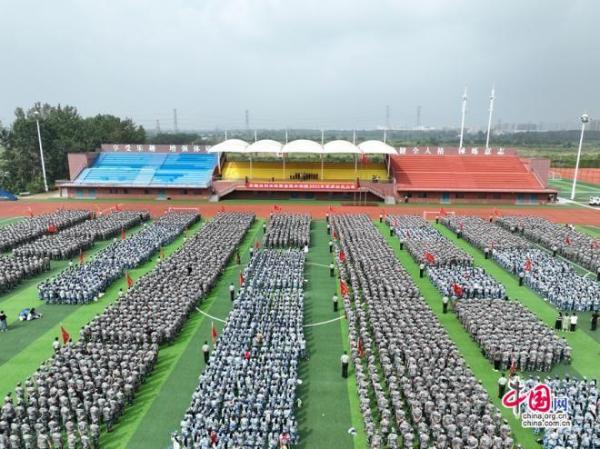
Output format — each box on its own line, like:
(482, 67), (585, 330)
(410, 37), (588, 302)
(57, 141), (556, 204)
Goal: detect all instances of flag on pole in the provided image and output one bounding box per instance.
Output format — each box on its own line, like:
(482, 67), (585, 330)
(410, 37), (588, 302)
(452, 283), (463, 297)
(332, 230), (338, 240)
(79, 249), (85, 265)
(211, 321), (218, 344)
(255, 240), (260, 249)
(239, 272), (245, 286)
(47, 224), (57, 233)
(524, 258), (533, 272)
(424, 252), (435, 265)
(340, 280), (349, 296)
(126, 272), (134, 289)
(357, 338), (365, 358)
(60, 325), (71, 344)
(273, 204), (282, 212)
(564, 236), (571, 245)
(338, 250), (346, 263)
(509, 358), (517, 377)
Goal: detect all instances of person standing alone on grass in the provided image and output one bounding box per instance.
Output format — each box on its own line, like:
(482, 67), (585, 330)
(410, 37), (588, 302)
(592, 311), (599, 331)
(341, 351), (349, 378)
(229, 283), (235, 302)
(0, 311), (7, 332)
(498, 373), (508, 398)
(329, 263), (335, 277)
(332, 293), (339, 312)
(442, 296), (449, 314)
(52, 337), (60, 352)
(202, 340), (210, 365)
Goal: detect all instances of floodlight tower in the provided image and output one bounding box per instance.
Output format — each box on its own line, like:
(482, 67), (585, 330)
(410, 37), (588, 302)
(459, 87), (468, 150)
(33, 110), (49, 192)
(485, 85), (495, 150)
(571, 113), (590, 200)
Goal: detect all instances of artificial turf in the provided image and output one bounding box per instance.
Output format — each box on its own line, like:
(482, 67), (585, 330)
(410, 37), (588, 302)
(0, 220), (200, 399)
(374, 222), (540, 448)
(433, 222), (600, 380)
(549, 178), (600, 202)
(102, 219), (263, 449)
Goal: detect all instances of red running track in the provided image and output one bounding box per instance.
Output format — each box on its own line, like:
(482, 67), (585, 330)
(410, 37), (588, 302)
(1, 201), (599, 224)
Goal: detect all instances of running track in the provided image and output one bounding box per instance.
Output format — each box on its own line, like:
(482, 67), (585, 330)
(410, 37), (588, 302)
(1, 201), (599, 224)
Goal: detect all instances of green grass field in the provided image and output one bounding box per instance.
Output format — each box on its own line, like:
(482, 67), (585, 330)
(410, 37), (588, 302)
(1, 215), (598, 449)
(549, 178), (600, 202)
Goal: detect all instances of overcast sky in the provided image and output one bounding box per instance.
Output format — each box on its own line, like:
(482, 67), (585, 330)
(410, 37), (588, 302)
(0, 0), (597, 130)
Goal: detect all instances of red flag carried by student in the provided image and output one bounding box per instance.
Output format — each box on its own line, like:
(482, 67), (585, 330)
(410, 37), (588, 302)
(121, 228), (126, 240)
(340, 280), (349, 296)
(357, 338), (365, 358)
(424, 252), (435, 265)
(211, 321), (218, 344)
(273, 204), (282, 212)
(524, 258), (533, 272)
(27, 206), (33, 218)
(220, 205), (225, 213)
(79, 249), (85, 265)
(47, 224), (57, 233)
(564, 236), (571, 245)
(255, 240), (260, 249)
(239, 272), (245, 286)
(338, 250), (346, 263)
(452, 283), (463, 297)
(332, 230), (338, 240)
(439, 207), (448, 217)
(126, 272), (134, 289)
(60, 325), (71, 344)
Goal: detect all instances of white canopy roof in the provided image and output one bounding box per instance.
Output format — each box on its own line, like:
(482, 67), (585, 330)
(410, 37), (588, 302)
(246, 139), (283, 153)
(282, 139), (324, 154)
(358, 140), (397, 155)
(207, 139), (249, 153)
(207, 138), (396, 155)
(323, 140), (360, 154)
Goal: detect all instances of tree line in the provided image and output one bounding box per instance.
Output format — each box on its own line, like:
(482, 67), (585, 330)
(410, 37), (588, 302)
(0, 103), (145, 193)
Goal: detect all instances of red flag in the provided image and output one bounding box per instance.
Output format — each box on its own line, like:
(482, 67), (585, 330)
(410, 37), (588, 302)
(339, 250), (346, 263)
(79, 249), (84, 265)
(121, 228), (126, 240)
(439, 208), (448, 217)
(273, 204), (282, 212)
(255, 240), (260, 249)
(524, 258), (532, 272)
(509, 359), (517, 377)
(239, 272), (245, 286)
(328, 205), (334, 212)
(27, 206), (33, 218)
(60, 325), (70, 345)
(452, 283), (463, 297)
(332, 230), (338, 240)
(340, 280), (349, 296)
(47, 224), (57, 233)
(126, 272), (134, 289)
(211, 321), (218, 344)
(424, 252), (435, 265)
(564, 236), (571, 245)
(220, 206), (225, 212)
(357, 338), (365, 358)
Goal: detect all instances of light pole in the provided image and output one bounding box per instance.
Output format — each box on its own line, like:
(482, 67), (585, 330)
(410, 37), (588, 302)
(34, 111), (49, 192)
(485, 85), (495, 150)
(459, 86), (468, 150)
(570, 113), (590, 200)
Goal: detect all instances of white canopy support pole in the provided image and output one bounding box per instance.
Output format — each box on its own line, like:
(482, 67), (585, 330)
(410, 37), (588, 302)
(250, 154), (253, 179)
(254, 130), (257, 142)
(285, 129), (288, 144)
(282, 153), (286, 180)
(217, 152), (222, 174)
(354, 154), (358, 177)
(387, 155), (391, 177)
(321, 129), (324, 145)
(321, 154), (324, 180)
(224, 130), (228, 140)
(352, 129), (356, 144)
(383, 129), (387, 144)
